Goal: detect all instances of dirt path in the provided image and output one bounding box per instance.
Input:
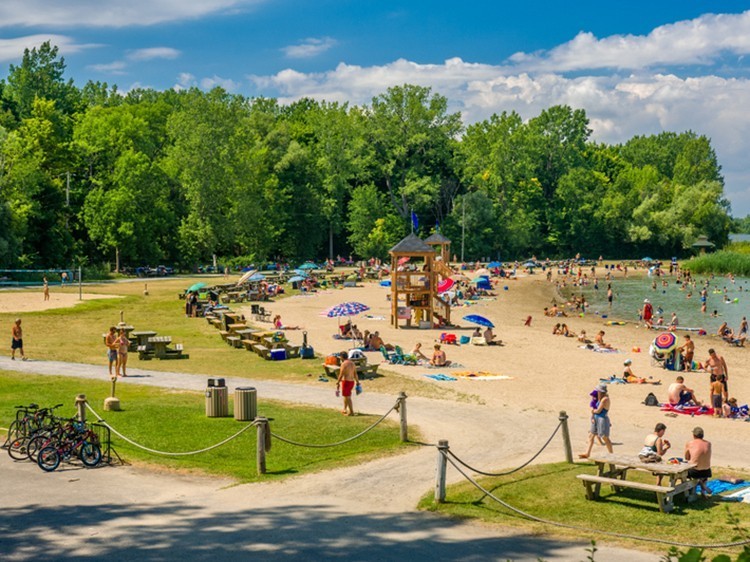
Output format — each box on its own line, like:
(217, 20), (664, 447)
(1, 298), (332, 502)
(0, 356), (660, 561)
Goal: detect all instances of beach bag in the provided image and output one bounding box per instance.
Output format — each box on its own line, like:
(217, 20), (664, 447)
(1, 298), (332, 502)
(325, 354), (340, 366)
(643, 392), (659, 407)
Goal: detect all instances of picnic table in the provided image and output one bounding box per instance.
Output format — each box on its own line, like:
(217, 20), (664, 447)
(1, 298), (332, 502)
(233, 328), (258, 338)
(148, 336), (172, 358)
(131, 330), (157, 349)
(227, 323), (248, 333)
(579, 453), (698, 513)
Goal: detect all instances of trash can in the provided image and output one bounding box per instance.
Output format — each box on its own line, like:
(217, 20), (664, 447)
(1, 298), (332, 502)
(206, 381), (229, 417)
(234, 387), (257, 421)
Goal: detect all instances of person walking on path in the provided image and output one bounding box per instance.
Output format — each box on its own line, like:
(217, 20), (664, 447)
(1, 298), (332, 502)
(43, 276), (49, 301)
(579, 383), (613, 458)
(105, 326), (118, 376)
(336, 351), (359, 416)
(11, 318), (26, 361)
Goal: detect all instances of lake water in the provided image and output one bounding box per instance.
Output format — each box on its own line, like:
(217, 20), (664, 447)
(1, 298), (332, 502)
(561, 274), (750, 333)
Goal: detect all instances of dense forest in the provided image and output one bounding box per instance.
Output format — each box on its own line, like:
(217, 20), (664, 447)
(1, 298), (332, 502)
(0, 42), (735, 270)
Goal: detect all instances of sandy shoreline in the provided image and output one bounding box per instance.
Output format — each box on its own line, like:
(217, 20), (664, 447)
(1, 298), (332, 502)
(0, 289), (122, 313)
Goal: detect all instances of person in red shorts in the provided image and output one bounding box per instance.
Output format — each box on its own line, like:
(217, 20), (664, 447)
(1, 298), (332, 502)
(336, 351), (359, 416)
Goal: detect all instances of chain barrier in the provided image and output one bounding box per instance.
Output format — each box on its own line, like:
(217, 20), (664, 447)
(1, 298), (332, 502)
(442, 451), (750, 550)
(447, 421), (562, 477)
(86, 403), (258, 457)
(270, 401), (399, 448)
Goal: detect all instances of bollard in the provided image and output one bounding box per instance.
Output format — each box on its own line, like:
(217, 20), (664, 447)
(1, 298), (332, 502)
(435, 439), (449, 503)
(75, 394), (87, 423)
(398, 392), (408, 442)
(559, 411), (573, 463)
(256, 417), (267, 475)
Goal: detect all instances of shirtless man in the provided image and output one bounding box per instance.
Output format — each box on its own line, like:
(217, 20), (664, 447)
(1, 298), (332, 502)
(483, 327), (501, 345)
(668, 375), (700, 406)
(679, 334), (694, 371)
(105, 326), (118, 376)
(11, 318), (26, 360)
(336, 351), (359, 416)
(685, 427), (712, 497)
(704, 348), (728, 393)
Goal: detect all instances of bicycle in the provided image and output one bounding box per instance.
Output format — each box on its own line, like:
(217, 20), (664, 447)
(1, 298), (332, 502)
(37, 419), (102, 472)
(7, 404), (63, 461)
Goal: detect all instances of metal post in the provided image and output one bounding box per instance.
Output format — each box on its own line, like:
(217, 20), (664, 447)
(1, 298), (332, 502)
(256, 417), (267, 475)
(559, 411), (573, 463)
(78, 266), (82, 301)
(461, 195), (465, 262)
(435, 439), (449, 503)
(398, 392), (408, 442)
(75, 394), (87, 423)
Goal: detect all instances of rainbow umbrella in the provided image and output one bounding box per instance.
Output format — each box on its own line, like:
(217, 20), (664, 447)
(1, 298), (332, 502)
(653, 332), (678, 353)
(438, 278), (455, 293)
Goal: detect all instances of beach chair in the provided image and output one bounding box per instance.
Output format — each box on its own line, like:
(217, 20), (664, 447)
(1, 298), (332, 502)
(393, 346), (416, 365)
(380, 346), (398, 364)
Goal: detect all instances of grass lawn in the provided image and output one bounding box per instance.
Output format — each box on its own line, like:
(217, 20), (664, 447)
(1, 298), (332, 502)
(418, 462), (750, 556)
(0, 372), (415, 482)
(0, 277), (474, 402)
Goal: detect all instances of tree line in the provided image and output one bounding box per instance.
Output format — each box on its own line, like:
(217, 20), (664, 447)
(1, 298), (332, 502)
(0, 42), (734, 270)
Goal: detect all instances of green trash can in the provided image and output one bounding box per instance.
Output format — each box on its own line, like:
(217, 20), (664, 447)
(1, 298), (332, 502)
(234, 387), (257, 421)
(206, 382), (229, 417)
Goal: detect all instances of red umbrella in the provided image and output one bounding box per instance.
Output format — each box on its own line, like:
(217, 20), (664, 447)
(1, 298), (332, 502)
(398, 256), (410, 266)
(438, 278), (455, 293)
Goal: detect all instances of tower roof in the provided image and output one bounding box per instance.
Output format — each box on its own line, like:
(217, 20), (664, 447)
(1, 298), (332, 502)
(389, 233), (434, 255)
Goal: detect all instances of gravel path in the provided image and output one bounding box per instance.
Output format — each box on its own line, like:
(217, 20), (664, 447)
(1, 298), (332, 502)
(0, 356), (660, 561)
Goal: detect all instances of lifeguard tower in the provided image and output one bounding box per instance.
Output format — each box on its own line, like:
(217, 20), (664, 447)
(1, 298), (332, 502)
(389, 234), (451, 329)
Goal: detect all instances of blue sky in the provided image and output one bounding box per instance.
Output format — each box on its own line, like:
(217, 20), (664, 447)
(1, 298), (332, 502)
(3, 1), (750, 214)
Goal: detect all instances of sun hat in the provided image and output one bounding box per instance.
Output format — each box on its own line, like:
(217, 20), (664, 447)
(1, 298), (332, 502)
(624, 359), (632, 366)
(596, 383), (608, 393)
(644, 298), (650, 303)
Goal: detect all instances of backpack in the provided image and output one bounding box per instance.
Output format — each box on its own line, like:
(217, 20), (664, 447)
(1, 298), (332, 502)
(644, 392), (659, 407)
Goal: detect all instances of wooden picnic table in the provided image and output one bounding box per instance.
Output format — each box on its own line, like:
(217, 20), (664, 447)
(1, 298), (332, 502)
(233, 328), (258, 338)
(148, 335), (172, 358)
(131, 330), (157, 348)
(579, 453), (697, 513)
(248, 331), (274, 343)
(322, 362), (379, 379)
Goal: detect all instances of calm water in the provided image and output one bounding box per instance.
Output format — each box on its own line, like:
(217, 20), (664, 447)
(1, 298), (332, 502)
(562, 274), (750, 333)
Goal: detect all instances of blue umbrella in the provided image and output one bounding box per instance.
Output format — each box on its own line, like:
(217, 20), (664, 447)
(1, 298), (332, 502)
(523, 261), (537, 268)
(187, 282), (207, 292)
(487, 261), (502, 268)
(299, 262), (318, 270)
(287, 275), (306, 283)
(463, 314), (494, 328)
(642, 257), (653, 262)
(322, 302), (370, 318)
(293, 269), (309, 277)
(248, 273), (265, 282)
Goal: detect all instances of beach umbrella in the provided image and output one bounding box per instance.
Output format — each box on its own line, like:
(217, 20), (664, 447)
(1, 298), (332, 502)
(236, 270), (257, 285)
(287, 275), (306, 283)
(475, 268), (490, 277)
(451, 273), (470, 282)
(322, 302), (370, 318)
(642, 257), (653, 262)
(438, 278), (455, 293)
(653, 332), (678, 354)
(463, 314), (495, 328)
(487, 261), (502, 268)
(248, 273), (265, 282)
(187, 282), (207, 293)
(523, 261), (537, 268)
(293, 269), (309, 277)
(470, 276), (488, 284)
(397, 256), (410, 266)
(299, 262), (318, 270)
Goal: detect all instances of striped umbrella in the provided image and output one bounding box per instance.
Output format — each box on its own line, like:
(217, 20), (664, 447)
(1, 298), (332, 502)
(322, 302), (370, 318)
(438, 278), (455, 293)
(653, 332), (678, 353)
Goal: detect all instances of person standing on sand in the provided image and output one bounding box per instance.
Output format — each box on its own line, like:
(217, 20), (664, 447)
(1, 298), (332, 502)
(679, 335), (695, 371)
(642, 298), (653, 328)
(11, 318), (26, 360)
(580, 383), (613, 458)
(336, 351), (358, 416)
(43, 276), (49, 301)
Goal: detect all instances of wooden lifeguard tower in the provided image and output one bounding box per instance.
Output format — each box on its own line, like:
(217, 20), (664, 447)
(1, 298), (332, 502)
(389, 234), (437, 329)
(424, 232), (452, 264)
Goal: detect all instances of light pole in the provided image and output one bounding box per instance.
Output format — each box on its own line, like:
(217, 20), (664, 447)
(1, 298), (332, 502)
(461, 194), (466, 262)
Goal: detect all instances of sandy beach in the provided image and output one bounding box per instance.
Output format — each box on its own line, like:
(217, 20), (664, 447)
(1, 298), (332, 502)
(0, 289), (123, 313)
(255, 269), (750, 470)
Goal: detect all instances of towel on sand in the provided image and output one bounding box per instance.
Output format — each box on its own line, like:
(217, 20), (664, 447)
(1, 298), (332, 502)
(424, 374), (457, 382)
(660, 403), (715, 416)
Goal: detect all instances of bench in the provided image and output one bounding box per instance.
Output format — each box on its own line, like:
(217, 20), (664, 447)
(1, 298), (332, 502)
(284, 343), (301, 358)
(577, 474), (683, 513)
(226, 336), (242, 349)
(137, 345), (154, 361)
(253, 345), (271, 360)
(211, 318), (223, 329)
(219, 330), (230, 341)
(242, 339), (255, 351)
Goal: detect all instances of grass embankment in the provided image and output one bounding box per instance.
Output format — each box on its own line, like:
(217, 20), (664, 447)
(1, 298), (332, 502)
(0, 277), (467, 401)
(418, 462), (750, 555)
(0, 372), (412, 482)
(684, 244), (750, 276)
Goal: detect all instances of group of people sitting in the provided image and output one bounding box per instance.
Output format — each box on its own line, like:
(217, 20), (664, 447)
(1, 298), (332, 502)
(471, 326), (502, 345)
(717, 320), (747, 346)
(552, 323), (575, 337)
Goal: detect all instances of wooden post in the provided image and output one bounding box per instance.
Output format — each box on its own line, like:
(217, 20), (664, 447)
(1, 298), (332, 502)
(256, 417), (267, 475)
(398, 392), (408, 442)
(435, 439), (449, 503)
(559, 411), (573, 463)
(75, 394), (87, 423)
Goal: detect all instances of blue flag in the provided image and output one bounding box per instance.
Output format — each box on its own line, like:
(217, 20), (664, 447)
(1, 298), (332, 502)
(435, 220), (440, 233)
(411, 211), (419, 232)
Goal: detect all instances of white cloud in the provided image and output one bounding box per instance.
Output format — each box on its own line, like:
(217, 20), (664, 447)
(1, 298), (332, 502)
(200, 75), (239, 91)
(0, 34), (96, 62)
(174, 72), (196, 90)
(87, 60), (127, 74)
(0, 0), (267, 28)
(127, 47), (180, 61)
(510, 10), (750, 72)
(282, 37), (337, 59)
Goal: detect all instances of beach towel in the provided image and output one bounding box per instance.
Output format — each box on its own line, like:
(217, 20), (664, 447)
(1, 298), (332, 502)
(706, 479), (748, 495)
(452, 371), (512, 381)
(580, 345), (620, 353)
(423, 374), (458, 382)
(726, 487), (750, 503)
(660, 403), (715, 416)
